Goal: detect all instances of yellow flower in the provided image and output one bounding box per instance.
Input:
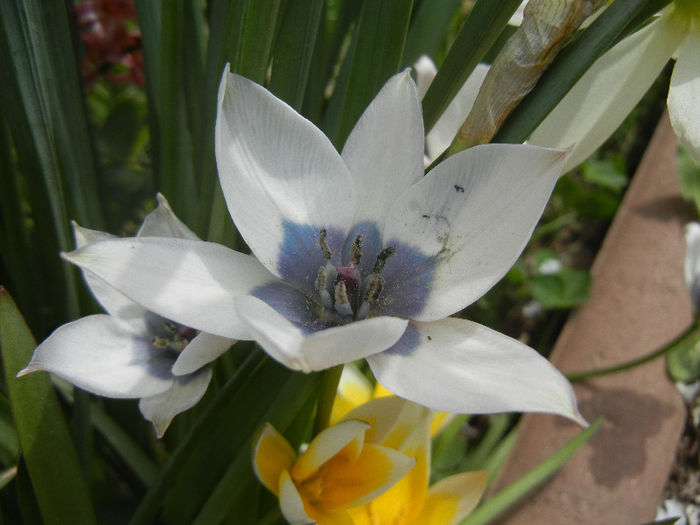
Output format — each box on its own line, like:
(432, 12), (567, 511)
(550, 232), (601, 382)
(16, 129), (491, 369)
(343, 397), (486, 525)
(253, 395), (486, 524)
(330, 364), (452, 437)
(253, 416), (415, 524)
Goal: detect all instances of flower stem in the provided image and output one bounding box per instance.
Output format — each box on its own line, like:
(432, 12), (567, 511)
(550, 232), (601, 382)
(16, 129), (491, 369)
(313, 365), (343, 434)
(565, 322), (697, 382)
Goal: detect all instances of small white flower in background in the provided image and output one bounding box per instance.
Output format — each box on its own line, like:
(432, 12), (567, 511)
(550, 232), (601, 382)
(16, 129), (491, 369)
(413, 55), (489, 165)
(62, 67), (585, 424)
(19, 195), (234, 437)
(530, 0), (700, 170)
(684, 222), (700, 310)
(655, 498), (700, 525)
(538, 257), (563, 275)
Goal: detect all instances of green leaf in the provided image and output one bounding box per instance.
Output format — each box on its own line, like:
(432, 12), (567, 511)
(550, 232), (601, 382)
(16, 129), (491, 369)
(302, 0), (363, 124)
(422, 0), (521, 134)
(460, 418), (603, 525)
(52, 378), (158, 488)
(236, 0), (283, 83)
(0, 0), (105, 327)
(494, 0), (666, 144)
(581, 159), (628, 191)
(431, 415), (469, 479)
(0, 393), (19, 467)
(269, 0), (324, 110)
(323, 0), (414, 147)
(0, 288), (96, 524)
(531, 268), (592, 309)
(131, 350), (320, 525)
(401, 0), (463, 68)
(192, 371), (320, 524)
(136, 0), (199, 226)
(667, 323), (700, 382)
(460, 414), (513, 472)
(197, 0), (248, 242)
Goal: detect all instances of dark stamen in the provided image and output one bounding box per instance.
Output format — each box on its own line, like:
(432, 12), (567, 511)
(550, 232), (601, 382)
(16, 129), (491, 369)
(315, 266), (327, 291)
(319, 229), (332, 260)
(365, 275), (383, 303)
(334, 281), (353, 317)
(372, 246), (397, 274)
(350, 234), (363, 265)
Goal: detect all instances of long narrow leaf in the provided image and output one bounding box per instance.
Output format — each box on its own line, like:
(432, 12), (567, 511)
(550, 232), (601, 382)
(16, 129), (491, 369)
(198, 0), (249, 243)
(191, 371), (321, 524)
(0, 288), (96, 524)
(136, 0), (198, 225)
(269, 0), (325, 110)
(52, 379), (158, 488)
(131, 350), (320, 525)
(401, 0), (462, 68)
(0, 0), (105, 327)
(235, 0), (283, 83)
(323, 0), (414, 147)
(460, 418), (603, 525)
(302, 0), (363, 124)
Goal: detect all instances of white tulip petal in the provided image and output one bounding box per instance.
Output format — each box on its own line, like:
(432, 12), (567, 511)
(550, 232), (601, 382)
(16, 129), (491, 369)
(413, 55), (437, 99)
(72, 223), (151, 332)
(685, 222), (700, 309)
(138, 368), (212, 438)
(234, 295), (408, 372)
(171, 332), (234, 375)
(63, 237), (275, 339)
(137, 193), (199, 240)
(669, 32), (700, 162)
(279, 471), (314, 525)
(368, 318), (585, 424)
(19, 315), (174, 398)
(530, 15), (683, 171)
(73, 222), (113, 247)
(379, 144), (565, 321)
(341, 71), (425, 224)
(425, 64), (490, 163)
(215, 67), (356, 276)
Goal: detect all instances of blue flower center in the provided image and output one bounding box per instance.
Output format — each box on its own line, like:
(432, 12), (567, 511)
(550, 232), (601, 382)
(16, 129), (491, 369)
(145, 312), (197, 354)
(313, 229), (396, 322)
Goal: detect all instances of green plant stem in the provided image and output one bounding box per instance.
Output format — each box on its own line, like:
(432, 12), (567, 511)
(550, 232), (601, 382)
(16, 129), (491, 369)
(565, 322), (696, 382)
(313, 365), (343, 434)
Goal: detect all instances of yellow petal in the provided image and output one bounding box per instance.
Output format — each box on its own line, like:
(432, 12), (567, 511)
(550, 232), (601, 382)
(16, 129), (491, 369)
(372, 381), (393, 398)
(293, 419), (369, 481)
(342, 396), (407, 444)
(301, 442), (415, 510)
(358, 406), (431, 524)
(252, 423), (296, 496)
(429, 411), (454, 438)
(330, 365), (373, 425)
(417, 471), (488, 525)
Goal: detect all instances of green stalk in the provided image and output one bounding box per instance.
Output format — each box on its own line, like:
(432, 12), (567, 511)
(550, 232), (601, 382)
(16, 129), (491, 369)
(313, 365), (344, 434)
(565, 322), (696, 382)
